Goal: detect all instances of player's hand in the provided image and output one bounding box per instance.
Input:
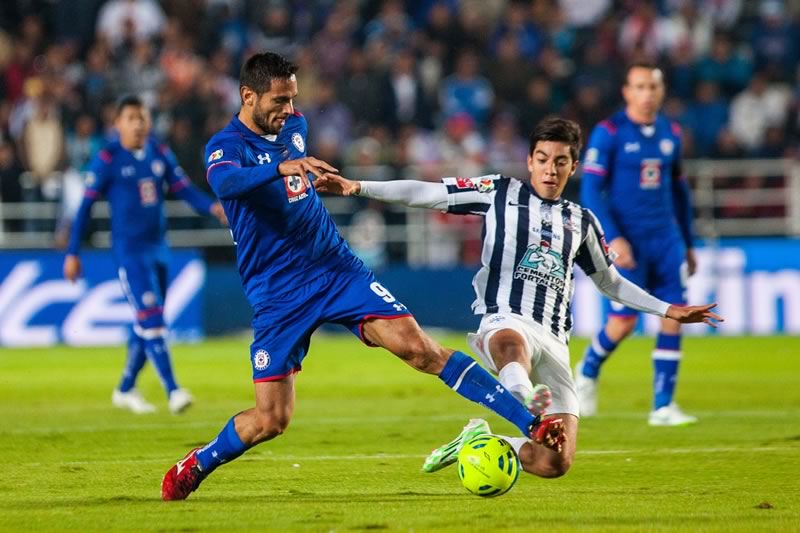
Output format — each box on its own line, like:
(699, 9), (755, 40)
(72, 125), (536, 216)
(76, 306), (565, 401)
(686, 248), (697, 276)
(314, 173), (360, 196)
(63, 254), (82, 283)
(278, 157), (338, 181)
(210, 202), (228, 226)
(610, 237), (637, 269)
(666, 303), (723, 328)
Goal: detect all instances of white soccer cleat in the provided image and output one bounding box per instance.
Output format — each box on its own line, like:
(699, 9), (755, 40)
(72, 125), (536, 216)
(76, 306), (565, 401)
(574, 361), (598, 417)
(526, 384), (552, 417)
(168, 388), (194, 414)
(112, 389), (156, 414)
(648, 402), (698, 426)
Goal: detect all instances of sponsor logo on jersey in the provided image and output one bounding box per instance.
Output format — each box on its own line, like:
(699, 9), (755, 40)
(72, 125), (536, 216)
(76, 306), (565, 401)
(585, 148), (599, 163)
(253, 349), (270, 370)
(640, 159), (662, 189)
(208, 149), (223, 163)
(514, 241), (566, 291)
(257, 153), (271, 165)
(142, 291), (157, 307)
(151, 160), (165, 177)
(660, 138), (674, 156)
(284, 175), (309, 203)
(292, 133), (305, 153)
(455, 177), (476, 190)
(624, 142), (640, 153)
(478, 178), (495, 192)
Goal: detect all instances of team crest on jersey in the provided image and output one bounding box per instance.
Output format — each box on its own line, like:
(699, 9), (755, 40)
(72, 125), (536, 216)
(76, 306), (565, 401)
(253, 349), (270, 371)
(585, 148), (599, 163)
(455, 177), (477, 190)
(208, 149), (223, 163)
(284, 174), (309, 203)
(514, 241), (566, 291)
(151, 160), (165, 177)
(478, 178), (495, 193)
(292, 133), (305, 153)
(142, 291), (157, 307)
(659, 139), (674, 156)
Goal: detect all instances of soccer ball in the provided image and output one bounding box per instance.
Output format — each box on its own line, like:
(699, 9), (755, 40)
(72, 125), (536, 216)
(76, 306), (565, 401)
(457, 434), (520, 497)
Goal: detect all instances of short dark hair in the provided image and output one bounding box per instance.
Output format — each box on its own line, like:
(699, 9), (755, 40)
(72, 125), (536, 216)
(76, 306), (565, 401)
(239, 52), (299, 95)
(624, 62), (661, 85)
(115, 94), (144, 116)
(528, 117), (582, 162)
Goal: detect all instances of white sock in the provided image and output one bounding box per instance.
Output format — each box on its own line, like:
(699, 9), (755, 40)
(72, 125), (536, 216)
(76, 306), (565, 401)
(498, 362), (534, 404)
(503, 436), (529, 456)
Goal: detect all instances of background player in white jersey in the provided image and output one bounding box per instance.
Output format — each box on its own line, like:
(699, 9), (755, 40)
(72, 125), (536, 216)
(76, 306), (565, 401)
(316, 117), (721, 478)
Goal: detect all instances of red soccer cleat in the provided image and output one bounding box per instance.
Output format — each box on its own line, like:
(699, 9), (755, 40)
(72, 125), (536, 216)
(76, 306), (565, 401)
(531, 417), (566, 453)
(161, 447), (206, 501)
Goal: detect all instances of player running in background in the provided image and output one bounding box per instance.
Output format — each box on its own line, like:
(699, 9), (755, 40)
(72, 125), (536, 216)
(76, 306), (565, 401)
(161, 52), (562, 501)
(64, 95), (227, 414)
(576, 63), (698, 426)
(317, 117), (720, 479)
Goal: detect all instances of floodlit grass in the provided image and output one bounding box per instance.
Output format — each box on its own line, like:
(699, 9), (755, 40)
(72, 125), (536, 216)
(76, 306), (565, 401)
(1, 334), (798, 531)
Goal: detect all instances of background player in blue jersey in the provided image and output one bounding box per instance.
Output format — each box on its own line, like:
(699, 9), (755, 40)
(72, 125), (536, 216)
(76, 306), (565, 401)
(161, 53), (565, 501)
(64, 96), (227, 415)
(577, 64), (698, 426)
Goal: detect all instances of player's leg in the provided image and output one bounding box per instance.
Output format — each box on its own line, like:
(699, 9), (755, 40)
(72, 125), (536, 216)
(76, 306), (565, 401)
(472, 315), (551, 413)
(575, 260), (644, 417)
(111, 327), (155, 413)
(648, 240), (696, 426)
(361, 316), (544, 439)
(495, 333), (580, 478)
(162, 376), (295, 501)
(118, 260), (178, 393)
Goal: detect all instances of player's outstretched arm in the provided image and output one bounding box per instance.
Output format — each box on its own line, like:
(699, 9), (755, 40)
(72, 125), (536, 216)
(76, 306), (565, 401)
(665, 303), (723, 327)
(316, 175), (449, 211)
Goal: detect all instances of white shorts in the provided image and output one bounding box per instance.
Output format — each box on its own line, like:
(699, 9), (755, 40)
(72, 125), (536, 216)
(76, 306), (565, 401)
(467, 313), (579, 417)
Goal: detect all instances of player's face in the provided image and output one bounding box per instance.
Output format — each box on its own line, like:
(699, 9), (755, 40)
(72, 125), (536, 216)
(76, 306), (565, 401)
(115, 105), (149, 149)
(623, 67), (665, 119)
(527, 141), (577, 200)
(251, 75), (298, 135)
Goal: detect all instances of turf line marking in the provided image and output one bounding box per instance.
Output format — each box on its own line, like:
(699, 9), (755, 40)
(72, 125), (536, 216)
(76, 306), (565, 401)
(19, 446), (799, 467)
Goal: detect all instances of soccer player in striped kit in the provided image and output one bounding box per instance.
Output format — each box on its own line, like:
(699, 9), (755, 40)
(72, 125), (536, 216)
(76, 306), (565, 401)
(317, 117), (720, 479)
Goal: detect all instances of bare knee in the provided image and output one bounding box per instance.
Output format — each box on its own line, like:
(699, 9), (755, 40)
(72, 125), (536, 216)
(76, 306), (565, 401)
(396, 333), (445, 374)
(536, 454), (573, 478)
(607, 315), (638, 341)
(488, 329), (529, 369)
(249, 409), (291, 444)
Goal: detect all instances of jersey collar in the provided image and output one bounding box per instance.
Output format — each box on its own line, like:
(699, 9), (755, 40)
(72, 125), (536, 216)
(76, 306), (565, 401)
(230, 115), (280, 144)
(523, 180), (565, 206)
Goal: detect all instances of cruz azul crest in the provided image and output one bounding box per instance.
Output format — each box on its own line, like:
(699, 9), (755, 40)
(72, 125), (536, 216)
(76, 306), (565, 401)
(514, 241), (566, 291)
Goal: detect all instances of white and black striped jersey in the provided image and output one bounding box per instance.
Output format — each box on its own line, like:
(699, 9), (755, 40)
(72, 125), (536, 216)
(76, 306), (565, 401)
(443, 175), (614, 342)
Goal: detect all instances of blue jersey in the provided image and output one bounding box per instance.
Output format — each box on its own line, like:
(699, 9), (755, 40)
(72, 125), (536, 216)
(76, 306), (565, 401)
(68, 138), (214, 257)
(204, 113), (363, 312)
(581, 110), (693, 247)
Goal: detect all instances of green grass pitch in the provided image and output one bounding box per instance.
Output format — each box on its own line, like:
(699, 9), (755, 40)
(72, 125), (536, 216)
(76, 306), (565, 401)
(1, 334), (799, 531)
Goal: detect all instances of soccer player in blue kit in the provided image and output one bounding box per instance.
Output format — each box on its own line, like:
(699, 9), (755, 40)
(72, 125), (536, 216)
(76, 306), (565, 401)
(64, 96), (227, 415)
(576, 64), (698, 426)
(161, 52), (565, 500)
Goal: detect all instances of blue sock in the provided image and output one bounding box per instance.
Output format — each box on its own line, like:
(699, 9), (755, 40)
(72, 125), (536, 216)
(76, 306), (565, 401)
(196, 416), (250, 474)
(118, 332), (146, 392)
(143, 336), (179, 397)
(653, 333), (681, 409)
(439, 351), (537, 436)
(581, 329), (618, 379)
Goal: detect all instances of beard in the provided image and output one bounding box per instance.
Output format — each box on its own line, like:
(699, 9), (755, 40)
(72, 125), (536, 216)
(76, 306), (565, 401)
(252, 107), (277, 135)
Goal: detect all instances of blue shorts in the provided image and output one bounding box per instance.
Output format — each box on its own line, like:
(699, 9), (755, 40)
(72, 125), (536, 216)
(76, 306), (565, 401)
(605, 231), (688, 317)
(249, 268), (412, 382)
(117, 253), (169, 330)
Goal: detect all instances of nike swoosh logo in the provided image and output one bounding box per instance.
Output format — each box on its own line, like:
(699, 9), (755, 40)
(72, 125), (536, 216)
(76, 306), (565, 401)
(507, 202), (526, 207)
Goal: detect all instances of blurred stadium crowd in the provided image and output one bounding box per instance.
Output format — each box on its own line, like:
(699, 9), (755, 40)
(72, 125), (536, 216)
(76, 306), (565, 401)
(0, 0), (797, 250)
